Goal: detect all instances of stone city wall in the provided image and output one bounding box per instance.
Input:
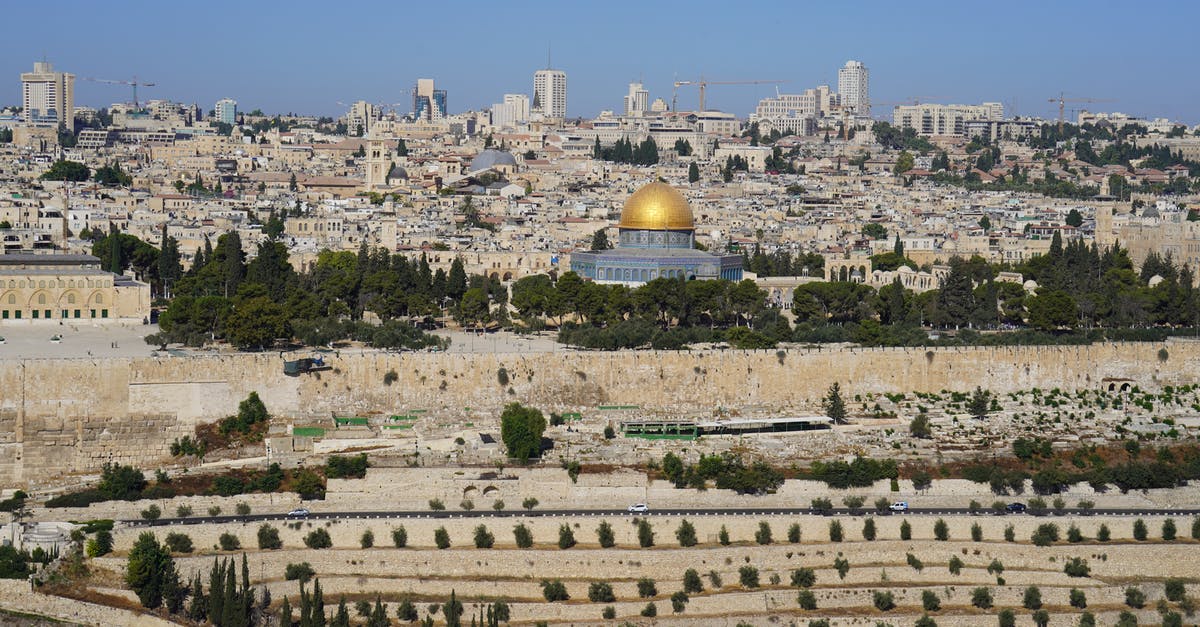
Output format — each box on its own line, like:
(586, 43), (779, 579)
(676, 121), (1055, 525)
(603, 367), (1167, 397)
(1, 340), (1196, 487)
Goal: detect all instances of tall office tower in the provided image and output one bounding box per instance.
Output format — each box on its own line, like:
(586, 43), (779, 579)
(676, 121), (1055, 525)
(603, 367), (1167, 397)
(623, 82), (649, 115)
(413, 78), (448, 121)
(533, 69), (567, 119)
(346, 100), (380, 135)
(21, 61), (75, 131)
(837, 60), (869, 116)
(214, 98), (238, 125)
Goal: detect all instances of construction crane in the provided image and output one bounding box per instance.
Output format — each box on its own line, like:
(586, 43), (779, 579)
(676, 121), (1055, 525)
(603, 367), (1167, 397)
(672, 78), (787, 112)
(1048, 93), (1114, 133)
(81, 76), (156, 109)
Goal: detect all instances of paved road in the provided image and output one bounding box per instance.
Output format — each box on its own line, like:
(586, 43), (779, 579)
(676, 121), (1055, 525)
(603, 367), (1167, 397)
(124, 507), (1200, 527)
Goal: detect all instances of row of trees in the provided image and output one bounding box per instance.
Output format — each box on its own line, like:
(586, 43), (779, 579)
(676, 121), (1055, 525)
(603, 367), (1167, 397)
(592, 137), (660, 166)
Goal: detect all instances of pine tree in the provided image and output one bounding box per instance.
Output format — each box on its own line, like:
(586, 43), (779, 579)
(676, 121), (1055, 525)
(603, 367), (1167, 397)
(823, 382), (846, 424)
(688, 162), (700, 183)
(448, 257), (468, 300)
(332, 597), (350, 627)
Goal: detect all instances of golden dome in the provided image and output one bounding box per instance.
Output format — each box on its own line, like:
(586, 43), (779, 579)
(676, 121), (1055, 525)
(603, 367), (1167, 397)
(618, 181), (695, 231)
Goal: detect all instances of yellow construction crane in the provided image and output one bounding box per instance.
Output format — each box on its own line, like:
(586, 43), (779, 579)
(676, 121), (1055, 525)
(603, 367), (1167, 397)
(672, 78), (787, 112)
(82, 76), (156, 109)
(1048, 93), (1114, 133)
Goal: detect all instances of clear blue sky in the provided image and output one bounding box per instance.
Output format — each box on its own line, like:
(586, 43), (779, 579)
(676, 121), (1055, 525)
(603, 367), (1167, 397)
(4, 0), (1198, 123)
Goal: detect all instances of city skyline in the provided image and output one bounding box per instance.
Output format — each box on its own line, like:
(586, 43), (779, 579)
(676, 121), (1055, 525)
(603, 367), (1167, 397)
(2, 0), (1200, 124)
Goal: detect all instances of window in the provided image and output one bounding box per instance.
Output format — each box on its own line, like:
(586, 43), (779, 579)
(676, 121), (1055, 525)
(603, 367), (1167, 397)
(12, 311), (19, 319)
(89, 309), (95, 318)
(101, 309), (108, 318)
(44, 309), (51, 319)
(61, 310), (67, 319)
(73, 309), (80, 318)
(31, 310), (38, 319)
(37, 294), (46, 305)
(1, 310), (7, 319)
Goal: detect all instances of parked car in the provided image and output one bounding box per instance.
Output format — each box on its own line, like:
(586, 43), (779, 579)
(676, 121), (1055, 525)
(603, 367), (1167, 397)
(287, 508), (310, 518)
(889, 501), (909, 512)
(627, 503), (649, 513)
(1006, 502), (1027, 513)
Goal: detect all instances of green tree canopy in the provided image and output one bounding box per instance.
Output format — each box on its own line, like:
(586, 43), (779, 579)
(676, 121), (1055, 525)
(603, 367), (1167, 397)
(500, 402), (547, 461)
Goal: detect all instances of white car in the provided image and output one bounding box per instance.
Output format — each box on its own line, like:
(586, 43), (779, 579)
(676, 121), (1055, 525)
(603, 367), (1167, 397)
(889, 502), (909, 512)
(627, 503), (649, 513)
(286, 508), (310, 518)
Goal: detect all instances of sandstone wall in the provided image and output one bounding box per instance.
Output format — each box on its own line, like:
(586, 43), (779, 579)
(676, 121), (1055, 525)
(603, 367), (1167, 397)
(2, 340), (1196, 487)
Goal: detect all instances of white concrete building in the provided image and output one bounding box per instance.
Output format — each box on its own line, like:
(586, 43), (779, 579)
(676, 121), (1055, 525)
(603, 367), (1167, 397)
(490, 94), (529, 128)
(21, 61), (75, 131)
(623, 82), (649, 115)
(893, 102), (1004, 137)
(533, 69), (567, 119)
(837, 60), (869, 116)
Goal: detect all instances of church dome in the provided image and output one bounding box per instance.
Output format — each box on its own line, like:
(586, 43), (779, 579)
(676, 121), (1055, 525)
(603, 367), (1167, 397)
(469, 149), (517, 172)
(618, 181), (694, 231)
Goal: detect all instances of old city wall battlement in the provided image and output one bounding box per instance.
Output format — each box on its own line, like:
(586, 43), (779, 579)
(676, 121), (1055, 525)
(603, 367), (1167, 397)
(1, 340), (1196, 487)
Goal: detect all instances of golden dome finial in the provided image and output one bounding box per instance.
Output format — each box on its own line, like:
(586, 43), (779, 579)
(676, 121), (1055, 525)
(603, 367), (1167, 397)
(618, 181), (694, 231)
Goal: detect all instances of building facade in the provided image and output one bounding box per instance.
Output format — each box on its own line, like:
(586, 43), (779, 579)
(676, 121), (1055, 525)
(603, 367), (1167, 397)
(0, 254), (150, 323)
(490, 94), (530, 128)
(214, 98), (237, 125)
(413, 78), (447, 121)
(21, 61), (75, 131)
(623, 82), (649, 115)
(893, 102), (1005, 137)
(534, 69), (567, 119)
(570, 182), (743, 285)
(837, 60), (868, 116)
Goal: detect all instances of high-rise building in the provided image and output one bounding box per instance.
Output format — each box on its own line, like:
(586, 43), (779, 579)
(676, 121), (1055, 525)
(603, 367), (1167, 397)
(21, 61), (75, 131)
(893, 102), (1004, 137)
(533, 69), (567, 119)
(413, 78), (447, 121)
(837, 60), (869, 116)
(623, 82), (649, 115)
(214, 98), (238, 125)
(346, 100), (380, 136)
(490, 94), (530, 128)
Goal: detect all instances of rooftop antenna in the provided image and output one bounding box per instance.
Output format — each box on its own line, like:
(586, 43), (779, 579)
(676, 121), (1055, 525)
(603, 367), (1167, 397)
(546, 44), (552, 70)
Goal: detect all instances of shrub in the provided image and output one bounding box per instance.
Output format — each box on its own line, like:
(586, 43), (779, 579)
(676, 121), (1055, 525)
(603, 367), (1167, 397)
(208, 506), (222, 517)
(1165, 578), (1186, 602)
(915, 615), (938, 627)
(922, 590), (940, 611)
(86, 530), (113, 557)
(970, 522), (983, 541)
(164, 532), (193, 554)
(587, 582), (615, 603)
(1133, 518), (1148, 541)
(392, 526), (408, 548)
(284, 562), (315, 583)
(175, 505), (193, 518)
(637, 519), (654, 547)
(998, 609), (1016, 627)
(948, 555), (964, 575)
(141, 504), (161, 520)
(219, 532), (241, 551)
(788, 523), (802, 543)
(1070, 588), (1088, 608)
(971, 587), (993, 609)
(1004, 525), (1015, 542)
(791, 567), (816, 588)
(434, 527), (450, 549)
(235, 502), (251, 516)
(640, 602), (656, 617)
(797, 589), (817, 610)
(1163, 518), (1177, 540)
(1163, 611), (1183, 627)
(873, 590), (896, 611)
(637, 577), (658, 598)
(459, 499), (474, 511)
(492, 499), (504, 511)
(739, 565), (760, 588)
(875, 497), (891, 513)
(1124, 586), (1145, 608)
(1193, 517), (1200, 540)
(810, 497), (833, 514)
(1079, 611), (1096, 627)
(987, 559), (1004, 575)
(1031, 523), (1059, 546)
(969, 499), (982, 514)
(676, 520), (697, 547)
(670, 590), (689, 613)
(1023, 585), (1042, 610)
(522, 497), (539, 510)
(541, 579), (568, 602)
(907, 553), (924, 571)
(473, 525), (494, 549)
(1116, 611), (1137, 627)
(396, 599), (418, 621)
(900, 520), (912, 540)
(359, 529), (375, 549)
(842, 495), (865, 512)
(828, 520), (843, 542)
(756, 521), (773, 544)
(833, 557), (850, 579)
(1028, 497), (1047, 514)
(428, 499), (445, 511)
(683, 568), (704, 593)
(1098, 524), (1111, 542)
(718, 525), (730, 545)
(1032, 609), (1050, 627)
(258, 524), (282, 550)
(862, 518), (876, 541)
(513, 523), (533, 548)
(557, 524), (576, 549)
(1067, 524), (1083, 542)
(595, 522), (614, 548)
(1063, 557), (1090, 577)
(601, 606), (615, 619)
(1053, 497), (1066, 513)
(304, 528), (332, 549)
(933, 518), (949, 541)
(708, 570), (722, 588)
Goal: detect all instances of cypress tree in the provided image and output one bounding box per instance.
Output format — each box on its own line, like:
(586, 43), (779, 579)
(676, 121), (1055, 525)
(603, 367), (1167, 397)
(279, 595), (293, 627)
